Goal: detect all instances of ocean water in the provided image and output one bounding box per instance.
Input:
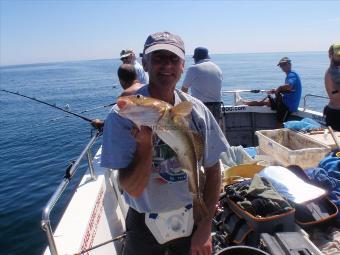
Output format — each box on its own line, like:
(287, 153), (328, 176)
(0, 52), (330, 255)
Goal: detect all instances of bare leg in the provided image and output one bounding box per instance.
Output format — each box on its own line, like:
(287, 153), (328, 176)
(241, 97), (270, 106)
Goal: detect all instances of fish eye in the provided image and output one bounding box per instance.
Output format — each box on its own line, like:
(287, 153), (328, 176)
(136, 94), (143, 99)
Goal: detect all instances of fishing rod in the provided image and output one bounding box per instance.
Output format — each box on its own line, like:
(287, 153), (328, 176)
(44, 102), (116, 123)
(221, 89), (271, 94)
(222, 89), (295, 94)
(1, 89), (95, 123)
(74, 233), (126, 255)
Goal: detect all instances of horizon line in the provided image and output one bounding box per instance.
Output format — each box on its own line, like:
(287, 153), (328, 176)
(0, 50), (326, 68)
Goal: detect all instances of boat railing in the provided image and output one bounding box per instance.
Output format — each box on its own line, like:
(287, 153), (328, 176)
(221, 89), (269, 105)
(41, 130), (102, 255)
(222, 90), (330, 111)
(302, 93), (329, 111)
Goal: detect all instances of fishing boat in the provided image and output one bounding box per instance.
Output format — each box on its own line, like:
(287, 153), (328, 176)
(41, 91), (339, 255)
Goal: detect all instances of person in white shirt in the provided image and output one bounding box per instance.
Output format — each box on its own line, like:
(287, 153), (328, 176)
(120, 49), (149, 84)
(181, 47), (223, 121)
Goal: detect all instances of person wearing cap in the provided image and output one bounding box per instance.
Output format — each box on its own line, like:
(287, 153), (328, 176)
(181, 47), (223, 122)
(120, 49), (149, 85)
(242, 57), (302, 127)
(101, 31), (230, 255)
(324, 43), (340, 131)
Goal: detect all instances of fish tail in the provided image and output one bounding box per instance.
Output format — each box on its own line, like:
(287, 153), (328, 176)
(193, 195), (209, 223)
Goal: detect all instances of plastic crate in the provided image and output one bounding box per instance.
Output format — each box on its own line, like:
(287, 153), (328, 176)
(255, 129), (331, 169)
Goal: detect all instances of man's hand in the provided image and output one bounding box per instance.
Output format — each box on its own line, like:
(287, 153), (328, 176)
(118, 125), (153, 198)
(91, 119), (104, 129)
(275, 84), (293, 94)
(267, 88), (276, 94)
(191, 219), (212, 255)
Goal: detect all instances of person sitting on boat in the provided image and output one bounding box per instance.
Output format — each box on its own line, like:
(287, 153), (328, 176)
(91, 64), (145, 129)
(181, 47), (223, 122)
(120, 49), (149, 84)
(324, 43), (340, 131)
(101, 31), (230, 255)
(241, 57), (302, 128)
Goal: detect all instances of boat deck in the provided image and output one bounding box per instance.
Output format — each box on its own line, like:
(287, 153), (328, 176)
(42, 104), (339, 255)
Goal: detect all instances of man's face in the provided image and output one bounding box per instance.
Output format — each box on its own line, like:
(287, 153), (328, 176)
(143, 50), (184, 89)
(121, 55), (133, 64)
(279, 62), (291, 73)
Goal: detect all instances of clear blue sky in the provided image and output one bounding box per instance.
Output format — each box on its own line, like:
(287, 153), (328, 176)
(1, 0), (339, 66)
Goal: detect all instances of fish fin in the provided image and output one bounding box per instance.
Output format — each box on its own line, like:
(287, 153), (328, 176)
(170, 101), (193, 118)
(191, 132), (204, 161)
(193, 194), (209, 223)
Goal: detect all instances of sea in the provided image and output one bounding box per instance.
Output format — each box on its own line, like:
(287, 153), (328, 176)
(0, 52), (330, 255)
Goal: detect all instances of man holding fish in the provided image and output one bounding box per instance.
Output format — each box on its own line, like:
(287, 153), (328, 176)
(101, 31), (230, 255)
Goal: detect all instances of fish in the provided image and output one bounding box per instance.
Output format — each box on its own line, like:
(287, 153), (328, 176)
(116, 94), (209, 222)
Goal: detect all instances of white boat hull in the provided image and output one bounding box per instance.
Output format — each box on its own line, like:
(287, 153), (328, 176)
(43, 148), (126, 255)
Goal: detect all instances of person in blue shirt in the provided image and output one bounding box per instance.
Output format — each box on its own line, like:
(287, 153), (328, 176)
(241, 57), (302, 127)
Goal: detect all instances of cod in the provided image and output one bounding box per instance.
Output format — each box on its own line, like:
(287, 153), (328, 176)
(116, 94), (209, 222)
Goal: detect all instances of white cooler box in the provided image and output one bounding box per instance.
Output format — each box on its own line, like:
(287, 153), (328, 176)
(255, 129), (331, 169)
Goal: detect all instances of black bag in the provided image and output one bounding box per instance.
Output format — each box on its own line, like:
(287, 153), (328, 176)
(215, 197), (256, 245)
(226, 197), (295, 234)
(286, 165), (338, 227)
(215, 177), (295, 246)
(260, 232), (323, 255)
(225, 176), (295, 235)
(294, 197), (338, 228)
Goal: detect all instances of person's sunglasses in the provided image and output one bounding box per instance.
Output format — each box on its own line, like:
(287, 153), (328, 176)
(279, 62), (289, 67)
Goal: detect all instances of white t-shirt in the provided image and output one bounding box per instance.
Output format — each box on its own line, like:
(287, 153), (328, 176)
(183, 59), (223, 102)
(134, 60), (149, 85)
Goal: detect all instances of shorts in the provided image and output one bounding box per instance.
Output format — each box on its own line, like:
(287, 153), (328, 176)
(268, 95), (291, 123)
(204, 102), (222, 122)
(122, 208), (192, 255)
(324, 105), (340, 131)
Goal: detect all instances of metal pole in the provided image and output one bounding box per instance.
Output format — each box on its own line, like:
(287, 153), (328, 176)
(303, 94), (329, 111)
(41, 179), (70, 255)
(87, 149), (96, 180)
